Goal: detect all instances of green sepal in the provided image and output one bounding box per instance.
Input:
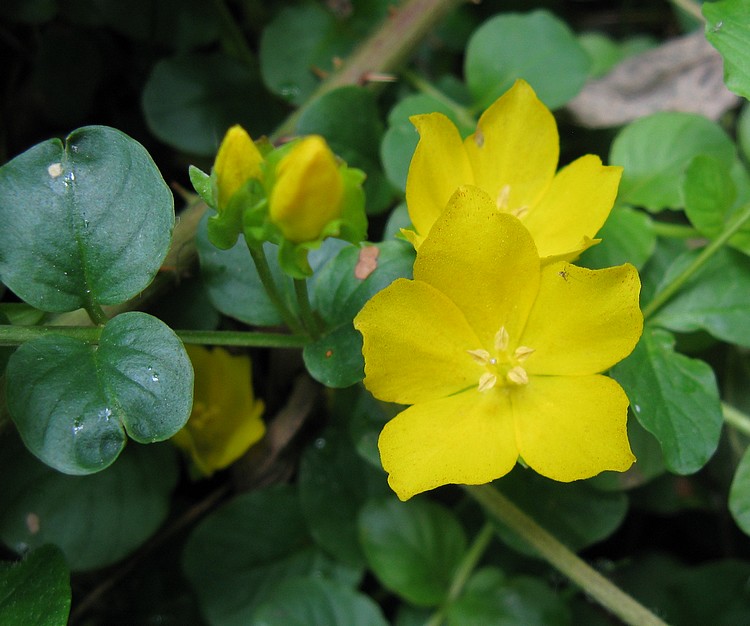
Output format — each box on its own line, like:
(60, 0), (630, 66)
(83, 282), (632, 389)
(207, 178), (266, 250)
(188, 165), (214, 206)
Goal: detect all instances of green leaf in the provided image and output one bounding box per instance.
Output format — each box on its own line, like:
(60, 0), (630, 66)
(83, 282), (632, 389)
(0, 545), (70, 626)
(142, 53), (283, 156)
(0, 436), (178, 570)
(447, 568), (570, 626)
(359, 497), (467, 607)
(183, 485), (359, 626)
(298, 425), (388, 568)
(579, 206), (656, 271)
(380, 93), (475, 192)
(610, 112), (735, 212)
(611, 327), (722, 474)
(651, 248), (750, 347)
(0, 126), (174, 312)
(684, 154), (737, 235)
(493, 468), (628, 554)
(704, 0), (750, 99)
(252, 577), (388, 626)
(188, 165), (213, 206)
(304, 241), (414, 387)
(729, 446), (750, 536)
(6, 311), (193, 474)
(464, 10), (591, 110)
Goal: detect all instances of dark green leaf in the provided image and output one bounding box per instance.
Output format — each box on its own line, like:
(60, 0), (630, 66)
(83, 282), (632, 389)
(359, 497), (466, 607)
(493, 468), (627, 555)
(447, 568), (570, 626)
(303, 324), (365, 389)
(0, 545), (69, 626)
(610, 112), (735, 212)
(0, 0), (56, 23)
(183, 485), (359, 626)
(611, 327), (722, 474)
(252, 577), (388, 626)
(729, 446), (750, 536)
(0, 436), (177, 570)
(464, 10), (590, 110)
(0, 126), (173, 312)
(6, 312), (193, 474)
(579, 206), (656, 271)
(704, 0), (750, 99)
(684, 154), (737, 235)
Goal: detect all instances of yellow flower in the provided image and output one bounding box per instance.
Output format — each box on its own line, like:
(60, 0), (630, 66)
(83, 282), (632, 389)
(354, 186), (642, 501)
(214, 125), (263, 210)
(269, 135), (345, 243)
(172, 345), (265, 477)
(404, 79), (622, 262)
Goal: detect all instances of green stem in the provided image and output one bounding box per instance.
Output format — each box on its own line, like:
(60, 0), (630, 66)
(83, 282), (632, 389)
(651, 222), (701, 240)
(723, 402), (750, 438)
(669, 0), (705, 22)
(294, 279), (323, 339)
(85, 302), (108, 326)
(247, 245), (305, 335)
(467, 484), (669, 626)
(402, 69), (476, 131)
(643, 203), (750, 319)
(0, 325), (308, 349)
(211, 0), (257, 70)
(425, 521), (495, 626)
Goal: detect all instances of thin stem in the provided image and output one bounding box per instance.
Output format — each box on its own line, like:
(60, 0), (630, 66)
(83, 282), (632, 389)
(467, 484), (670, 626)
(247, 245), (305, 335)
(651, 221), (701, 240)
(0, 325), (307, 349)
(402, 69), (476, 131)
(294, 279), (323, 339)
(425, 521), (495, 626)
(211, 0), (257, 70)
(643, 203), (750, 319)
(723, 402), (750, 438)
(669, 0), (705, 22)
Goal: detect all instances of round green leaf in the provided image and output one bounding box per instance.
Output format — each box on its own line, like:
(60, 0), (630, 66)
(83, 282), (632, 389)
(0, 545), (70, 626)
(359, 497), (467, 607)
(303, 324), (364, 388)
(6, 311), (193, 474)
(464, 10), (591, 110)
(684, 154), (737, 237)
(730, 446), (750, 536)
(704, 0), (750, 99)
(142, 53), (283, 156)
(0, 436), (178, 570)
(0, 126), (174, 312)
(579, 206), (656, 271)
(610, 112), (735, 212)
(252, 577), (388, 626)
(183, 485), (359, 626)
(611, 326), (722, 474)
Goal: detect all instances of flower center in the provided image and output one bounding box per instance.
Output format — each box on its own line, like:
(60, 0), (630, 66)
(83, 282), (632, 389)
(467, 326), (534, 392)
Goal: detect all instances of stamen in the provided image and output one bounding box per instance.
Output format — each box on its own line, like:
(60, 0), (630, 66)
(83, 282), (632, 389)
(478, 372), (497, 392)
(494, 327), (509, 352)
(496, 184), (511, 210)
(514, 346), (535, 362)
(512, 205), (529, 219)
(507, 366), (529, 385)
(467, 349), (491, 364)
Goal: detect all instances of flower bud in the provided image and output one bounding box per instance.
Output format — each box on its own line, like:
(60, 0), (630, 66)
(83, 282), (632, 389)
(269, 135), (344, 243)
(214, 125), (263, 210)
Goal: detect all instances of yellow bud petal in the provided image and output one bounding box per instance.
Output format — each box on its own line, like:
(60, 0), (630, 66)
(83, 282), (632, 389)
(269, 135), (344, 243)
(214, 125), (263, 210)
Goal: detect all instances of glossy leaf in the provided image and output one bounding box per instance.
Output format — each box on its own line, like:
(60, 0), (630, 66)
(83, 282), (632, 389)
(6, 312), (193, 474)
(0, 126), (173, 312)
(704, 0), (750, 99)
(0, 436), (178, 570)
(252, 577), (388, 626)
(610, 112), (735, 211)
(579, 206), (656, 271)
(729, 446), (750, 536)
(0, 545), (70, 626)
(611, 327), (722, 474)
(465, 10), (590, 110)
(359, 497), (466, 607)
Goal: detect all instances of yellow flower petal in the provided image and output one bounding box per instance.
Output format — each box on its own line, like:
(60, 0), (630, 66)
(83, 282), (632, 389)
(414, 186), (540, 348)
(520, 262), (643, 376)
(214, 125), (263, 210)
(354, 278), (482, 405)
(513, 375), (635, 481)
(379, 390), (518, 500)
(463, 79), (557, 214)
(406, 112), (474, 241)
(521, 155), (622, 261)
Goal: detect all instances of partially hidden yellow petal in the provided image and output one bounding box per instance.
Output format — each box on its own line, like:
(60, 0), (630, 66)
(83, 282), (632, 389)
(521, 155), (622, 261)
(414, 186), (540, 349)
(405, 112), (474, 244)
(463, 79), (557, 215)
(513, 375), (635, 481)
(214, 125), (263, 209)
(520, 262), (643, 376)
(379, 389), (518, 500)
(354, 278), (482, 405)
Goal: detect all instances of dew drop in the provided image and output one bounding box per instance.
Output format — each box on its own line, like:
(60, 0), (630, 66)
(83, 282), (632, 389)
(151, 371), (160, 382)
(279, 83), (301, 100)
(98, 407), (112, 421)
(633, 404), (641, 413)
(314, 437), (326, 449)
(72, 418), (84, 434)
